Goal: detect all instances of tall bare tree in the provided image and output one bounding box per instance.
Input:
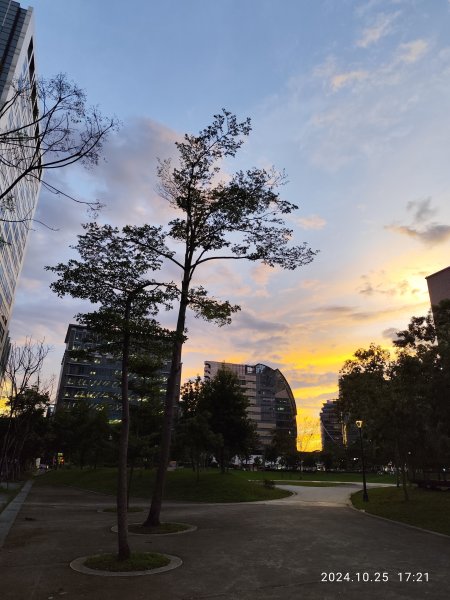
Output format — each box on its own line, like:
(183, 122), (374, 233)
(0, 338), (50, 482)
(0, 73), (118, 217)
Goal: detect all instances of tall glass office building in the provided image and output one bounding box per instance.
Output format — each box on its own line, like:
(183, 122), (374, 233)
(0, 1), (40, 368)
(204, 360), (297, 448)
(56, 324), (181, 421)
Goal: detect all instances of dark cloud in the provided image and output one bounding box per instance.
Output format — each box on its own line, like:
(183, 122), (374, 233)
(386, 198), (450, 246)
(385, 223), (450, 246)
(382, 327), (399, 341)
(232, 311), (287, 333)
(287, 371), (337, 389)
(407, 197), (436, 224)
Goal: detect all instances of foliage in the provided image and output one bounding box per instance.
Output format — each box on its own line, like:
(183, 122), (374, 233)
(49, 401), (112, 468)
(120, 109), (316, 526)
(338, 302), (450, 500)
(197, 366), (259, 473)
(267, 427), (299, 469)
(47, 222), (176, 561)
(0, 339), (51, 481)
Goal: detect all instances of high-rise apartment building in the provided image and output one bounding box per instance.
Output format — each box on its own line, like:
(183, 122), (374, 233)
(426, 266), (450, 308)
(204, 360), (297, 448)
(320, 399), (358, 451)
(56, 324), (180, 421)
(0, 1), (40, 367)
(320, 400), (345, 450)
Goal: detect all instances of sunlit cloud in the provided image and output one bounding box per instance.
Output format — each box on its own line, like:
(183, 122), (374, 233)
(295, 214), (326, 230)
(331, 70), (369, 91)
(356, 12), (400, 48)
(396, 39), (429, 64)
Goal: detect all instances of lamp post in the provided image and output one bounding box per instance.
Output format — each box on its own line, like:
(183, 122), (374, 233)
(355, 420), (369, 502)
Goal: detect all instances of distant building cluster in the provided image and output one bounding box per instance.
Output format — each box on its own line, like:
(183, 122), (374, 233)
(0, 0), (40, 370)
(204, 360), (297, 448)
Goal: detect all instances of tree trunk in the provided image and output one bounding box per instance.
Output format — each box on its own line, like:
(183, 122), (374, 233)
(127, 460), (135, 511)
(117, 299), (132, 561)
(144, 291), (188, 527)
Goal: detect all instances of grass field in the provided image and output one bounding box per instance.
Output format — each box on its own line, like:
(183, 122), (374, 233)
(37, 467), (292, 503)
(351, 486), (450, 536)
(233, 470), (395, 484)
(0, 482), (24, 513)
(271, 481), (346, 487)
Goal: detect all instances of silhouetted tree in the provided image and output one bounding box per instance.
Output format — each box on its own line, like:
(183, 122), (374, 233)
(124, 109), (317, 525)
(198, 366), (258, 473)
(0, 339), (50, 482)
(47, 223), (175, 561)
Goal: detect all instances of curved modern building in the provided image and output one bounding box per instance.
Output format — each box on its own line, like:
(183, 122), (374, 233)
(204, 361), (297, 448)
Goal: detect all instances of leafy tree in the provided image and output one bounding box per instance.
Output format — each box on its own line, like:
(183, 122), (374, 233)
(49, 401), (111, 469)
(47, 223), (175, 561)
(124, 109), (317, 525)
(268, 428), (299, 470)
(174, 377), (220, 479)
(393, 302), (450, 473)
(1, 73), (118, 215)
(197, 366), (258, 473)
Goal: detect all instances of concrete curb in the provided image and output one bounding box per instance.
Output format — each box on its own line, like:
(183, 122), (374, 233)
(110, 522), (198, 536)
(0, 480), (34, 549)
(70, 553), (182, 577)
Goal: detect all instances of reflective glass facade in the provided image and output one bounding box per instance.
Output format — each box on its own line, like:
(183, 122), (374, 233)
(56, 324), (180, 421)
(0, 1), (40, 366)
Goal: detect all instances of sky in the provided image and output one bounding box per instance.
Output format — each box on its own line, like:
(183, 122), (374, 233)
(9, 0), (450, 450)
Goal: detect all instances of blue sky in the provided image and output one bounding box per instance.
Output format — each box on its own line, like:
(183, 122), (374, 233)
(11, 0), (450, 442)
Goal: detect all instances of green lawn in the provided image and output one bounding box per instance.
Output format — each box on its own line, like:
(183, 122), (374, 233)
(233, 470), (395, 484)
(0, 482), (24, 513)
(272, 481), (345, 487)
(351, 486), (450, 536)
(37, 468), (292, 503)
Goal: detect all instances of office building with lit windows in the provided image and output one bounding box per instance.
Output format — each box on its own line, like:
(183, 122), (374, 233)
(0, 0), (41, 368)
(56, 324), (180, 421)
(204, 360), (297, 448)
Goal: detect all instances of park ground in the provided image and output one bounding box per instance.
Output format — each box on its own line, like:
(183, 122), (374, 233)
(0, 480), (449, 600)
(0, 471), (449, 599)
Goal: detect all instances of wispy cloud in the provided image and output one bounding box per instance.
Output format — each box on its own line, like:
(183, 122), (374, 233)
(356, 12), (400, 48)
(295, 215), (326, 230)
(331, 70), (369, 91)
(396, 39), (429, 64)
(358, 273), (420, 297)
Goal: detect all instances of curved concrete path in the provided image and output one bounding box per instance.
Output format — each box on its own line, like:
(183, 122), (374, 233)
(270, 481), (394, 507)
(0, 483), (449, 600)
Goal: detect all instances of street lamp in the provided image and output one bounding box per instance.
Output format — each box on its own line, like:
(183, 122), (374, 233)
(355, 420), (369, 502)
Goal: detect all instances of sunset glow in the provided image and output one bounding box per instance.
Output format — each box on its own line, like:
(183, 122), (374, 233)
(8, 1), (450, 444)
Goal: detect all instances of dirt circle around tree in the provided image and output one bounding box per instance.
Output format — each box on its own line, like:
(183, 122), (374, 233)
(110, 522), (197, 536)
(70, 553), (182, 577)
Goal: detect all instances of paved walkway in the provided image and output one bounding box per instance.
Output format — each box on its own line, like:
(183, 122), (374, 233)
(270, 481), (393, 506)
(0, 482), (448, 599)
